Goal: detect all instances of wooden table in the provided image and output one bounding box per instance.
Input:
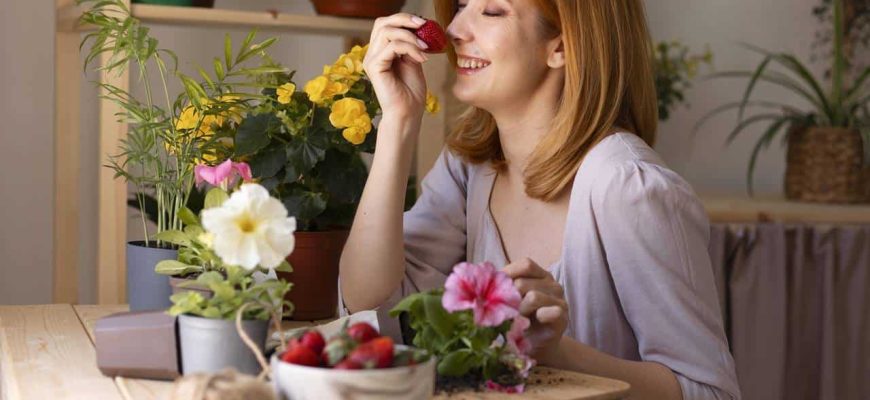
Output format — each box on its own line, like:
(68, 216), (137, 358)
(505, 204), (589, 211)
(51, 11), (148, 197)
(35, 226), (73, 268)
(0, 305), (630, 400)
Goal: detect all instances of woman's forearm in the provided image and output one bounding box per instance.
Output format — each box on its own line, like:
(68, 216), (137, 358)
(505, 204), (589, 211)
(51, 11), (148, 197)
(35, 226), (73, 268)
(339, 114), (421, 313)
(541, 336), (682, 400)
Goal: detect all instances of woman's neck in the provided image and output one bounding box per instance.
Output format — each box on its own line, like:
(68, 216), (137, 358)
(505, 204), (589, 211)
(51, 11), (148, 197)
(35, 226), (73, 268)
(490, 85), (561, 178)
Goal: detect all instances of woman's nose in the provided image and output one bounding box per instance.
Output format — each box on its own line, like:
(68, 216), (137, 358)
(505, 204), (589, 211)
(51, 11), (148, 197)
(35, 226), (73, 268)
(446, 14), (470, 44)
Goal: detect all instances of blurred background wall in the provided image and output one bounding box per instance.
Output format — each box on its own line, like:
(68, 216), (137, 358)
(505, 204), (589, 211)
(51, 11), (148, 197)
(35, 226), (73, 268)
(0, 0), (846, 303)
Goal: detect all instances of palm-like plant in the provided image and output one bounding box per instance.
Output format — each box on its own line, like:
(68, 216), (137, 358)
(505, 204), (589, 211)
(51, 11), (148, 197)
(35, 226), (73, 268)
(696, 0), (870, 194)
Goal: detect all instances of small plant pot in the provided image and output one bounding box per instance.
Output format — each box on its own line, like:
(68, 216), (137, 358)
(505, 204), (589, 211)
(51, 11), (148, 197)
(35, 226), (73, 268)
(177, 314), (268, 375)
(270, 345), (436, 400)
(169, 276), (214, 299)
(310, 0), (406, 18)
(278, 230), (348, 320)
(127, 241), (176, 311)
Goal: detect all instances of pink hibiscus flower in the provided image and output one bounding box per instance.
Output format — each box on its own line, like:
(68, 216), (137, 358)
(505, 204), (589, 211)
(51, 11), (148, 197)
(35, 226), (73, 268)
(195, 159), (253, 190)
(442, 261), (522, 327)
(507, 315), (532, 355)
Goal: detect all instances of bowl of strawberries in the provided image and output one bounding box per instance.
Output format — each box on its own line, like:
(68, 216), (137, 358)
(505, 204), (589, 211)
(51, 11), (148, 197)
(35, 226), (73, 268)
(271, 321), (435, 400)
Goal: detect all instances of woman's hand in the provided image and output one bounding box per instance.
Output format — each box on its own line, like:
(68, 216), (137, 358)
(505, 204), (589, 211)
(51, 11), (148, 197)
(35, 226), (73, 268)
(363, 13), (430, 121)
(503, 258), (569, 363)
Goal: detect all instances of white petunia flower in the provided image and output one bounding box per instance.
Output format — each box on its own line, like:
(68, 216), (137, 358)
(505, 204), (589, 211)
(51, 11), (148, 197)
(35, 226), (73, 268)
(201, 183), (296, 270)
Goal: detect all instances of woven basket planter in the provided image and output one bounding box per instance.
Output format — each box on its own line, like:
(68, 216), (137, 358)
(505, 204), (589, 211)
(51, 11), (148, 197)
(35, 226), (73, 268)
(785, 126), (870, 204)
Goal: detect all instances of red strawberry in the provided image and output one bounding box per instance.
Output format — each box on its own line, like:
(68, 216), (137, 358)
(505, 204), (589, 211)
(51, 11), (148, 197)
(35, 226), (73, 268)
(347, 336), (394, 369)
(413, 19), (447, 54)
(333, 359), (364, 370)
(321, 336), (357, 367)
(299, 330), (326, 355)
(281, 343), (321, 367)
(347, 322), (379, 344)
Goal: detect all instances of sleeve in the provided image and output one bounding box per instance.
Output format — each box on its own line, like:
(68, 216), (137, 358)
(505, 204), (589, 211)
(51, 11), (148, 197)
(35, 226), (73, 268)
(341, 149), (469, 340)
(592, 161), (742, 400)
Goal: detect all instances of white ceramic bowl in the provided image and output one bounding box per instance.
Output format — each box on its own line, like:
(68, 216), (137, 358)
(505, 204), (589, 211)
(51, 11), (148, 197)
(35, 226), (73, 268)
(270, 345), (436, 400)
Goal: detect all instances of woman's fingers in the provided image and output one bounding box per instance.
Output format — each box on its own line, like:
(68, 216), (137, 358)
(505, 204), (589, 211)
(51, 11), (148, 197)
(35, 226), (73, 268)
(365, 40), (428, 75)
(514, 277), (563, 298)
(503, 258), (551, 280)
(518, 290), (568, 318)
(373, 13), (427, 32)
(535, 305), (565, 324)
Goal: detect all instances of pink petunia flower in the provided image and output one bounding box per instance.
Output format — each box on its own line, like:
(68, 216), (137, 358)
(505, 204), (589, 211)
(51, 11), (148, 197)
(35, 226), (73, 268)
(195, 159), (253, 190)
(442, 261), (522, 327)
(507, 315), (532, 355)
(484, 380), (525, 394)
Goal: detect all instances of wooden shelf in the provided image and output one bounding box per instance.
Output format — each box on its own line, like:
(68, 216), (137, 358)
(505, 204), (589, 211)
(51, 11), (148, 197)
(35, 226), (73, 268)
(701, 194), (870, 224)
(57, 3), (375, 35)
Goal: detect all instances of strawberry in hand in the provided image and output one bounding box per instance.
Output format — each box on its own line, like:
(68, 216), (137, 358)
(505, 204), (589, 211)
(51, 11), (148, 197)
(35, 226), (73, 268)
(413, 18), (448, 54)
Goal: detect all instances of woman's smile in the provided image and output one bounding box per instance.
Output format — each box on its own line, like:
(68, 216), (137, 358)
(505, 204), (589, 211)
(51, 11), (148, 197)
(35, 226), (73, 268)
(456, 55), (492, 75)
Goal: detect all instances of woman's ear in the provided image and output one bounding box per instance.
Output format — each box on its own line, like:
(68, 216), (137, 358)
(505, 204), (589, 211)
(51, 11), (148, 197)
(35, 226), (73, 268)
(547, 35), (565, 69)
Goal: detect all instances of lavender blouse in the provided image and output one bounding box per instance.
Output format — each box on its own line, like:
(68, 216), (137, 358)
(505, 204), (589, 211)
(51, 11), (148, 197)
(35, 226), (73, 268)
(364, 132), (741, 399)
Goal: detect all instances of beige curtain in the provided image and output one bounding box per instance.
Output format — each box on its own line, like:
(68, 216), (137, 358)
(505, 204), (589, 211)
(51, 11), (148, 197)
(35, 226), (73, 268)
(709, 223), (870, 400)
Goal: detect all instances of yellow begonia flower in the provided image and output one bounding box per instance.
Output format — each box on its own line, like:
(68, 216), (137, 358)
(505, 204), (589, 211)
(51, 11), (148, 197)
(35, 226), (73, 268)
(304, 76), (349, 105)
(426, 92), (440, 114)
(277, 83), (296, 105)
(330, 97), (372, 145)
(342, 126), (368, 145)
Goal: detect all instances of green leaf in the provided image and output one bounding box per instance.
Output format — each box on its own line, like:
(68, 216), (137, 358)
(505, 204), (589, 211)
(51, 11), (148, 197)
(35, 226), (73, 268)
(281, 189), (327, 228)
(286, 129), (328, 174)
(747, 117), (792, 195)
(204, 187), (229, 209)
(423, 293), (455, 339)
(179, 207), (199, 226)
(235, 114), (280, 155)
(437, 349), (474, 376)
(153, 230), (191, 247)
(274, 260), (293, 273)
(248, 145), (286, 179)
(725, 114), (788, 145)
(213, 57), (225, 81)
(738, 56), (772, 122)
(389, 293), (423, 317)
(155, 260), (199, 276)
(224, 33), (233, 70)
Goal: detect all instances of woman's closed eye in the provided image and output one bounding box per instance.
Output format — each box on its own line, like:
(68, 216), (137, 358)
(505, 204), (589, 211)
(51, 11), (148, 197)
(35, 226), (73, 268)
(456, 2), (506, 17)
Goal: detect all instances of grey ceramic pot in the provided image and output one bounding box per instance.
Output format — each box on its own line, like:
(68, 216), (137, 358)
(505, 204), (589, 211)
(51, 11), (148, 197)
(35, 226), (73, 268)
(177, 314), (269, 375)
(126, 241), (175, 311)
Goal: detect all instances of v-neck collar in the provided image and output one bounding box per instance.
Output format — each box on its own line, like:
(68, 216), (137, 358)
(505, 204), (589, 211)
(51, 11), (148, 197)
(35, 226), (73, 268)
(483, 166), (562, 272)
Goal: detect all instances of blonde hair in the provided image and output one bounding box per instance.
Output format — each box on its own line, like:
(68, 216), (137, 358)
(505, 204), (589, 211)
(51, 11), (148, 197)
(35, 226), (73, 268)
(434, 0), (658, 201)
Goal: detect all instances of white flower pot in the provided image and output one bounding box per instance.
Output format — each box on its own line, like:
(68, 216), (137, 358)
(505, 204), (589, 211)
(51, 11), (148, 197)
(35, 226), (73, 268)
(270, 345), (436, 400)
(178, 314), (268, 375)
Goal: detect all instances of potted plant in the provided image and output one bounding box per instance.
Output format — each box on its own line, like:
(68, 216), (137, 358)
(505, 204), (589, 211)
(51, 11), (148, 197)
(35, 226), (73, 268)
(388, 261), (535, 393)
(79, 0), (284, 309)
(310, 0), (407, 19)
(166, 182), (296, 375)
(234, 45), (440, 320)
(696, 0), (870, 202)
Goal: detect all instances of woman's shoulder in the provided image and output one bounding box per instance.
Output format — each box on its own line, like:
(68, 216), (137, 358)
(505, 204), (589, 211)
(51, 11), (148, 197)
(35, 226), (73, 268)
(576, 132), (700, 209)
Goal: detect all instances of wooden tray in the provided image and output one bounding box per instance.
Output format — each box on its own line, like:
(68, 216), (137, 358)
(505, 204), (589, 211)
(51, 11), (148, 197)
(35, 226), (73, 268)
(434, 367), (630, 399)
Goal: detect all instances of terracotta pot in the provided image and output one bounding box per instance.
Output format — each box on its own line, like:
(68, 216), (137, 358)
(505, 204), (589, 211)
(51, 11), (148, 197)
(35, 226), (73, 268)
(169, 276), (213, 299)
(310, 0), (406, 19)
(278, 230), (349, 320)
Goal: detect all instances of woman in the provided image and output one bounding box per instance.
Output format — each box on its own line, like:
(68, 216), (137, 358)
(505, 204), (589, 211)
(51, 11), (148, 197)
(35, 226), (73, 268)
(340, 1), (741, 399)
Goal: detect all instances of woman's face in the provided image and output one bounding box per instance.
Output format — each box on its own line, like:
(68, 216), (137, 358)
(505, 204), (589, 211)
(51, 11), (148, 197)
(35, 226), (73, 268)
(447, 0), (562, 112)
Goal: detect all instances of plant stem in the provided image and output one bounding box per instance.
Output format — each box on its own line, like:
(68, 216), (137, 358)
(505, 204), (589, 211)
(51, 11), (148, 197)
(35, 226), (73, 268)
(833, 0), (846, 125)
